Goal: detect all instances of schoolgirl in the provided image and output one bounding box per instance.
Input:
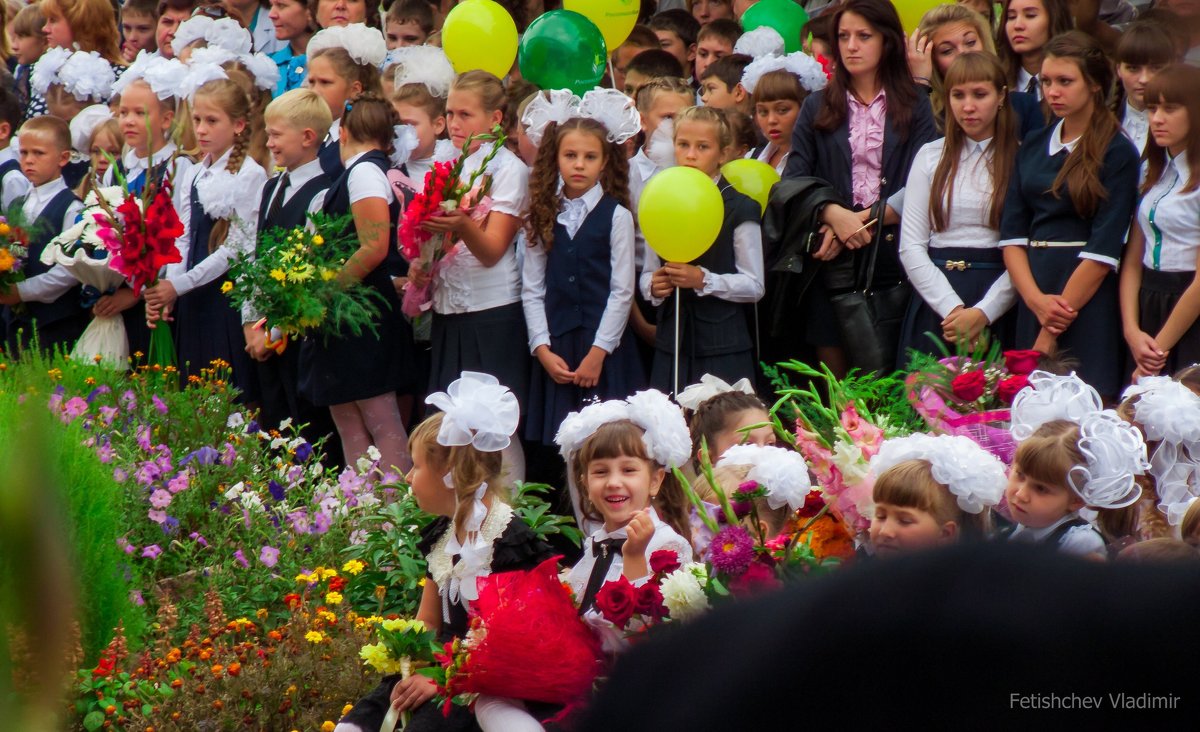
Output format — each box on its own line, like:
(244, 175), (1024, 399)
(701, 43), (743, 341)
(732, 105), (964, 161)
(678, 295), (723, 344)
(1113, 22), (1179, 155)
(1000, 32), (1140, 399)
(898, 53), (1018, 359)
(996, 0), (1072, 100)
(739, 51), (826, 174)
(520, 88), (645, 445)
(1120, 66), (1200, 379)
(303, 23), (387, 179)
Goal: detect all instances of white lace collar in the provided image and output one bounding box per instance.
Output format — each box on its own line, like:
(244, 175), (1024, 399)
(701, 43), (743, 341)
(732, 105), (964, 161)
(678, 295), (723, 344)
(428, 501), (515, 621)
(121, 141), (178, 175)
(195, 148), (267, 221)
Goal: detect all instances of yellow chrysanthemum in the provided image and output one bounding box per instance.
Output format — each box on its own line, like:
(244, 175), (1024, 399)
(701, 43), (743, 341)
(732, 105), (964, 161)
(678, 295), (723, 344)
(359, 643), (402, 674)
(342, 559), (366, 575)
(318, 610), (337, 623)
(304, 631), (325, 643)
(219, 281), (233, 294)
(324, 591), (343, 605)
(269, 269), (287, 282)
(286, 265), (313, 283)
(312, 234), (324, 246)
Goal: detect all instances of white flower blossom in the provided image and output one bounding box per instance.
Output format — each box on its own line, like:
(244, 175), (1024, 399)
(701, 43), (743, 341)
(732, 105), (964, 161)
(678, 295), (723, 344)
(660, 565), (710, 621)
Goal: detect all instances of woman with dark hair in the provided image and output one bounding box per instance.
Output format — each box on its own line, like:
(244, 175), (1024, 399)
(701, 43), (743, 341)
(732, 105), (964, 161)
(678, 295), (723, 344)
(996, 0), (1072, 99)
(1120, 65), (1200, 379)
(783, 0), (937, 375)
(307, 0), (378, 29)
(1000, 31), (1139, 399)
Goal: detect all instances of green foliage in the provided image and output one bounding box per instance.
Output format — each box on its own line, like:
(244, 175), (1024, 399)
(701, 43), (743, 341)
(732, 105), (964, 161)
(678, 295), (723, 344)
(511, 482), (583, 547)
(768, 360), (924, 443)
(226, 212), (386, 340)
(342, 489), (434, 617)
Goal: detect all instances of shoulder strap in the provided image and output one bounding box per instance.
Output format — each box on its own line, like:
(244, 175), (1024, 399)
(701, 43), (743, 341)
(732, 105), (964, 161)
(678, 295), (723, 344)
(1043, 517), (1092, 548)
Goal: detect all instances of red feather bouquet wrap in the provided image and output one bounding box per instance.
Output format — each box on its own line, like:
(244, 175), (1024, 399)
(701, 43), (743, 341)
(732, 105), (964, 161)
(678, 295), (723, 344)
(438, 557), (604, 709)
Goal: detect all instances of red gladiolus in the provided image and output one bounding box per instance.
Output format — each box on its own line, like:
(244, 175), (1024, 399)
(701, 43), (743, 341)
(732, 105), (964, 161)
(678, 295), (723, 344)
(1003, 349), (1042, 376)
(950, 370), (987, 402)
(997, 374), (1031, 404)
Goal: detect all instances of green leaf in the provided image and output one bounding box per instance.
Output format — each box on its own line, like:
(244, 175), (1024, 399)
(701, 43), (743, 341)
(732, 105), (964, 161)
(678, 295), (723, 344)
(83, 711), (105, 731)
(142, 703), (153, 716)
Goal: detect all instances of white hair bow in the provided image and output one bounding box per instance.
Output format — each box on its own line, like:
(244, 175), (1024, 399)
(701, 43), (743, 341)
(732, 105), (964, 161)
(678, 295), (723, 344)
(425, 371), (520, 452)
(675, 373), (757, 412)
(870, 433), (1007, 514)
(718, 444), (814, 511)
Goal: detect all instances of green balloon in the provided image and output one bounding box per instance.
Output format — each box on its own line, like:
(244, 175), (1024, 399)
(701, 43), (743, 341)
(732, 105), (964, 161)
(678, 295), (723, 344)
(518, 10), (608, 95)
(742, 0), (810, 54)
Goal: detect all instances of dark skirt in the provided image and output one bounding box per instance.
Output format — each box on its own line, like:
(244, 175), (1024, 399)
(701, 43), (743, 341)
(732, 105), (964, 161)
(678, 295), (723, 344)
(298, 269), (414, 407)
(172, 280), (258, 401)
(122, 298), (151, 364)
(1137, 268), (1200, 375)
(525, 326), (645, 444)
(430, 301), (530, 405)
(651, 346), (755, 395)
(255, 339), (338, 446)
(897, 246), (1016, 368)
(1015, 246), (1121, 397)
(340, 675), (479, 732)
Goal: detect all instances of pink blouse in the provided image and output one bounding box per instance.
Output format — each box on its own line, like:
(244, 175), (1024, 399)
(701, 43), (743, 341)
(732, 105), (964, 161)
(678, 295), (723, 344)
(847, 89), (887, 208)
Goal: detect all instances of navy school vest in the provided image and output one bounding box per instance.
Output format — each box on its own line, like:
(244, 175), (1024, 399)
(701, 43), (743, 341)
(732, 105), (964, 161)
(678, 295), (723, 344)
(546, 195), (619, 338)
(257, 171), (331, 235)
(22, 187), (83, 326)
(322, 151), (400, 257)
(318, 139), (345, 180)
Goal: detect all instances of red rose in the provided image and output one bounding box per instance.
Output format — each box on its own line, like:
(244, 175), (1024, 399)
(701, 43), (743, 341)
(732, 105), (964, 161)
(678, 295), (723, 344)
(634, 583), (667, 620)
(997, 374), (1031, 404)
(594, 577), (637, 629)
(1003, 349), (1042, 376)
(727, 560), (780, 597)
(649, 550), (681, 577)
(950, 370), (987, 401)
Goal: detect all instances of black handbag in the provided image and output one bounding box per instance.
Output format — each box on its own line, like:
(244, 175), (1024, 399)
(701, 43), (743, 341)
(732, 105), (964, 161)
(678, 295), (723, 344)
(829, 203), (911, 374)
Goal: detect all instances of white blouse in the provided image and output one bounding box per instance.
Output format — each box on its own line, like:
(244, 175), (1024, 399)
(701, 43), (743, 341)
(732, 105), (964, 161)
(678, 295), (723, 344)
(1017, 66), (1041, 99)
(167, 148), (267, 298)
(1122, 103), (1149, 155)
(102, 142), (194, 215)
(432, 144), (529, 314)
(563, 508), (694, 597)
(1008, 512), (1106, 559)
(899, 137), (1015, 324)
(521, 182), (636, 355)
(754, 141), (789, 176)
(1137, 153), (1200, 273)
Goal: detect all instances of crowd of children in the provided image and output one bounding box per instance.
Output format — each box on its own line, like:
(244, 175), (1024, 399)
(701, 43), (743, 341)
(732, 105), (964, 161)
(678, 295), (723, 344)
(6, 0), (1200, 724)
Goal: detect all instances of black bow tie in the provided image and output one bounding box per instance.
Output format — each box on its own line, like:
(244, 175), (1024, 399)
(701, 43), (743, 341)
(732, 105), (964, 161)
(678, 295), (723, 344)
(593, 537), (626, 557)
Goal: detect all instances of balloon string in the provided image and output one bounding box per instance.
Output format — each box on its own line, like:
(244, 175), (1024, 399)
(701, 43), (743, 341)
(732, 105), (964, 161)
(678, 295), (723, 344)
(608, 56), (616, 89)
(673, 286), (681, 398)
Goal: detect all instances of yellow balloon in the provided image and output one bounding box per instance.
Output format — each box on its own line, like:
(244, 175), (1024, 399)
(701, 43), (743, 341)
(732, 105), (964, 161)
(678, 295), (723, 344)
(893, 0), (944, 33)
(638, 167), (724, 263)
(564, 0), (640, 51)
(720, 159), (780, 215)
(442, 0), (519, 78)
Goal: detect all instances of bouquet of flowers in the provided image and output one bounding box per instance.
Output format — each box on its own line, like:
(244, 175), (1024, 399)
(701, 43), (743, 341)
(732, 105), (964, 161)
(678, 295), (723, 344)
(0, 215), (30, 292)
(90, 166), (185, 368)
(434, 557), (603, 716)
(359, 617), (436, 731)
(905, 342), (1040, 464)
(224, 213), (385, 348)
(587, 549), (681, 653)
(397, 124), (507, 318)
(42, 187), (147, 368)
(766, 361), (919, 537)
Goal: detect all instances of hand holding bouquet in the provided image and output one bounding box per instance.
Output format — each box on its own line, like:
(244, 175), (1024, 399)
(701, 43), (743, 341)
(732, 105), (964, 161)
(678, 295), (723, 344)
(0, 216), (30, 294)
(397, 124), (507, 317)
(224, 213), (386, 348)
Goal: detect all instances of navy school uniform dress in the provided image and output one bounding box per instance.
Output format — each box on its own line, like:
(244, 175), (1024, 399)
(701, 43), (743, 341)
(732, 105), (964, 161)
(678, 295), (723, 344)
(253, 162), (340, 443)
(172, 177), (259, 400)
(298, 150), (415, 407)
(4, 186), (88, 354)
(651, 179), (760, 392)
(113, 156), (177, 361)
(318, 123), (345, 180)
(999, 121), (1140, 397)
(525, 192), (645, 445)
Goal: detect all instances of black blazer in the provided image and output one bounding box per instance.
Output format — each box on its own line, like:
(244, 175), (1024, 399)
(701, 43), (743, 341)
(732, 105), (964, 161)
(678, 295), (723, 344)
(784, 87), (937, 287)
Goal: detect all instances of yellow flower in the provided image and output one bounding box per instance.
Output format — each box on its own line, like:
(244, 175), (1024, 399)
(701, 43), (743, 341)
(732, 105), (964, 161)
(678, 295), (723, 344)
(0, 249), (13, 272)
(312, 234), (324, 246)
(380, 618), (426, 634)
(296, 572), (316, 584)
(220, 281), (233, 294)
(359, 642), (402, 674)
(319, 566), (338, 580)
(321, 722), (336, 732)
(0, 222), (11, 235)
(324, 591), (343, 605)
(304, 631), (325, 643)
(342, 704), (354, 716)
(269, 268), (286, 282)
(286, 265), (313, 283)
(320, 268), (337, 282)
(342, 559), (365, 575)
(418, 577), (426, 587)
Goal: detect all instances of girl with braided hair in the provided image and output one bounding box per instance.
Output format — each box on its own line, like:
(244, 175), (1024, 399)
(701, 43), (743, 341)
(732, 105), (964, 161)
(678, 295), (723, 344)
(145, 64), (268, 397)
(297, 91), (417, 475)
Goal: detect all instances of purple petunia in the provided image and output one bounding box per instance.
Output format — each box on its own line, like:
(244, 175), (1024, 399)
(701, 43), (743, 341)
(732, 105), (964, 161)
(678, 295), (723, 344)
(268, 480), (285, 502)
(142, 544), (162, 559)
(149, 489), (172, 509)
(148, 509), (167, 524)
(60, 397), (89, 422)
(167, 471), (189, 494)
(259, 545), (280, 568)
(709, 526), (755, 576)
(151, 395), (168, 414)
(181, 446), (219, 466)
(294, 442), (313, 462)
(190, 532), (209, 547)
(233, 549), (249, 568)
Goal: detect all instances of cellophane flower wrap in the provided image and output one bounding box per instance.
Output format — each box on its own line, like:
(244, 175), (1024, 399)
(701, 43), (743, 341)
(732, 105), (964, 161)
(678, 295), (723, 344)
(398, 125), (506, 318)
(436, 557), (603, 710)
(905, 343), (1040, 464)
(223, 213), (386, 347)
(93, 160), (185, 368)
(0, 215), (30, 292)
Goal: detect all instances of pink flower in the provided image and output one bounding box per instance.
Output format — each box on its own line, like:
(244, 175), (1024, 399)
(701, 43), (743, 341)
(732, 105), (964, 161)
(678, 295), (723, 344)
(234, 549), (249, 568)
(136, 426), (152, 451)
(142, 544), (162, 559)
(167, 471), (189, 494)
(151, 395), (168, 414)
(149, 489), (172, 509)
(147, 509), (167, 523)
(795, 429), (834, 477)
(840, 405), (883, 453)
(98, 405), (118, 426)
(60, 397), (88, 422)
(259, 545), (280, 568)
(96, 443), (114, 463)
